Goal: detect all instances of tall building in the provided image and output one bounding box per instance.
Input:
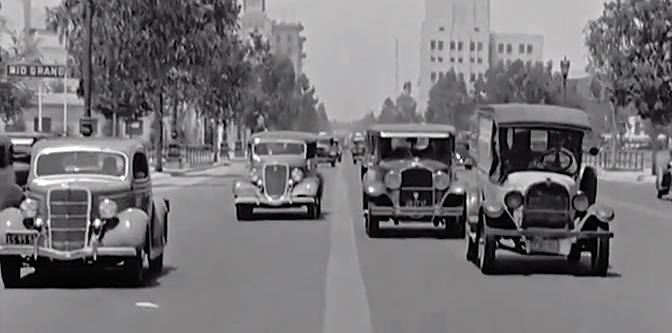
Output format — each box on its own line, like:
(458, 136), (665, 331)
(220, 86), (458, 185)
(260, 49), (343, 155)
(489, 33), (544, 66)
(418, 0), (491, 112)
(270, 22), (306, 77)
(240, 0), (273, 40)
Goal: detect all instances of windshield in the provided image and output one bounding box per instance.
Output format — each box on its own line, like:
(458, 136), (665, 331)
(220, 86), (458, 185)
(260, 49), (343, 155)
(253, 141), (305, 156)
(35, 151), (126, 177)
(379, 137), (451, 163)
(500, 127), (583, 176)
(317, 139), (332, 147)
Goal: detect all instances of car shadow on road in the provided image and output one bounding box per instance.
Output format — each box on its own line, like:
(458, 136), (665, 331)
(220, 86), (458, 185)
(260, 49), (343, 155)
(16, 265), (177, 289)
(243, 210), (331, 222)
(372, 226), (461, 239)
(483, 255), (622, 277)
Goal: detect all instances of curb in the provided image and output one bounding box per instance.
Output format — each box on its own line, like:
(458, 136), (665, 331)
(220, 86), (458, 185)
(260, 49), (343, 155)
(162, 161), (231, 176)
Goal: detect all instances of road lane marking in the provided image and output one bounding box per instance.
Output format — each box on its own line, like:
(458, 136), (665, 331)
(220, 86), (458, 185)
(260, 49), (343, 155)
(323, 166), (372, 333)
(135, 302), (160, 309)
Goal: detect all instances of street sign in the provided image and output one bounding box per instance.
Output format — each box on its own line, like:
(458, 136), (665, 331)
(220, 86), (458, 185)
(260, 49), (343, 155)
(126, 120), (144, 136)
(5, 64), (68, 78)
(79, 117), (98, 137)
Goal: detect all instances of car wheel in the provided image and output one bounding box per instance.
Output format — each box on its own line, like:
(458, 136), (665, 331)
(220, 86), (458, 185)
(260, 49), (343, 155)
(0, 256), (22, 288)
(308, 199), (321, 219)
(365, 214), (380, 238)
(445, 217), (465, 239)
(236, 204), (253, 221)
(591, 235), (610, 277)
(465, 229), (477, 262)
(478, 232), (496, 275)
(330, 161), (336, 167)
(149, 253), (164, 273)
(567, 244), (581, 264)
(657, 188), (668, 199)
(123, 250), (145, 287)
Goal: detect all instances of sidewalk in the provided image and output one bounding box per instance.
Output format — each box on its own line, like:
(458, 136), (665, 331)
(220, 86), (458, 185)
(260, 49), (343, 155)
(150, 158), (244, 179)
(597, 168), (655, 183)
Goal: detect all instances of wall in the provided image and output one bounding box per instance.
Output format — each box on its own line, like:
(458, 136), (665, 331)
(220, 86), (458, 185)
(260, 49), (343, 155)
(489, 33), (544, 66)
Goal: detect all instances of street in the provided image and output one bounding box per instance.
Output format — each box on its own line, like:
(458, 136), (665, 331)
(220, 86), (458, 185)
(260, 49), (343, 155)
(1, 156), (671, 333)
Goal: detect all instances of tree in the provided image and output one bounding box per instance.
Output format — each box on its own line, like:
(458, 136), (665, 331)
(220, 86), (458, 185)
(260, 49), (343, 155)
(0, 22), (35, 126)
(377, 98), (397, 123)
(315, 102), (330, 132)
(425, 69), (469, 125)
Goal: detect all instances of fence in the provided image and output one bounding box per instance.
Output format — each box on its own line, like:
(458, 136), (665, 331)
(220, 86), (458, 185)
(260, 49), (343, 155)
(147, 144), (216, 169)
(583, 150), (647, 171)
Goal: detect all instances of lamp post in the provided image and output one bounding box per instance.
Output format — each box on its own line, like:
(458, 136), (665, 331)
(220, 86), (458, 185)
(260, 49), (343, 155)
(80, 0), (94, 137)
(560, 56), (571, 102)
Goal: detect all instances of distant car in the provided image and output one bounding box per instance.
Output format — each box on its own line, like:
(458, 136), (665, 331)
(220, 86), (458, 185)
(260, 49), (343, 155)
(360, 123), (467, 238)
(0, 135), (23, 211)
(453, 140), (474, 170)
(316, 136), (340, 167)
(351, 135), (365, 164)
(654, 150), (672, 198)
(233, 131), (324, 220)
(8, 132), (49, 187)
(466, 104), (611, 276)
(0, 138), (170, 288)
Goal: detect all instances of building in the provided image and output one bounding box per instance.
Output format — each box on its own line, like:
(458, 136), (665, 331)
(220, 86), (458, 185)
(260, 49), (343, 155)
(240, 0), (273, 41)
(418, 0), (491, 112)
(489, 33), (544, 66)
(270, 22), (306, 77)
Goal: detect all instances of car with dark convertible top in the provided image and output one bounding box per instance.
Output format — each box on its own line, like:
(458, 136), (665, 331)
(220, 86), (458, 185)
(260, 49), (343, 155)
(465, 104), (612, 276)
(233, 131), (324, 220)
(0, 137), (169, 288)
(360, 123), (468, 238)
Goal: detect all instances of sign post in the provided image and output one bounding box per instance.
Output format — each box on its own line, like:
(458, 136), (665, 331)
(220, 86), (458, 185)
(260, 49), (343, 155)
(6, 64), (69, 133)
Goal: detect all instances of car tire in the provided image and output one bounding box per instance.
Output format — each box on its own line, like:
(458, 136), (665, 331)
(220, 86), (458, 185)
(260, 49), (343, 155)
(330, 161), (336, 167)
(308, 199), (321, 219)
(446, 217), (465, 239)
(365, 214), (380, 238)
(123, 250), (145, 287)
(236, 204), (253, 221)
(465, 230), (477, 262)
(591, 235), (610, 277)
(0, 256), (22, 288)
(657, 188), (668, 199)
(478, 232), (496, 275)
(567, 244), (581, 264)
(149, 253), (164, 273)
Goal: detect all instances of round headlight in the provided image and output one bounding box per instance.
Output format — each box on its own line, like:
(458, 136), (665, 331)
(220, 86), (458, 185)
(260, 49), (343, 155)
(99, 198), (118, 219)
(291, 168), (304, 182)
(572, 193), (590, 212)
(433, 171), (451, 190)
(384, 171), (402, 190)
(504, 191), (524, 209)
(249, 169), (260, 183)
(20, 198), (38, 218)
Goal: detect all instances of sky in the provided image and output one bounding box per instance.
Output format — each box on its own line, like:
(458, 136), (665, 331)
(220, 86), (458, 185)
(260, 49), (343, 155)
(265, 0), (608, 122)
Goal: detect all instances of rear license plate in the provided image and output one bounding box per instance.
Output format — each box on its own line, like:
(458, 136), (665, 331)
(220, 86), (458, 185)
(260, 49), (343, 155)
(5, 233), (38, 245)
(529, 239), (559, 254)
(405, 200), (428, 207)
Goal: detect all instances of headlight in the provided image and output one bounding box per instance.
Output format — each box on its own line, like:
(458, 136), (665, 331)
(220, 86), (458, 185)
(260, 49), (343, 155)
(433, 171), (451, 190)
(572, 193), (590, 211)
(99, 198), (118, 219)
(384, 171), (402, 190)
(504, 191), (524, 209)
(19, 198), (38, 218)
(291, 168), (304, 182)
(249, 169), (260, 183)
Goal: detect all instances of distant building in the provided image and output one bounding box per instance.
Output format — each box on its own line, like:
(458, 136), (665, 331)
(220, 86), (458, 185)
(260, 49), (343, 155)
(488, 33), (544, 66)
(240, 0), (273, 41)
(270, 22), (306, 77)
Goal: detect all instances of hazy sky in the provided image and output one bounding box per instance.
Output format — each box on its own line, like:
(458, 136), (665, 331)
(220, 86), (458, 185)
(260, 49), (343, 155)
(266, 0), (608, 121)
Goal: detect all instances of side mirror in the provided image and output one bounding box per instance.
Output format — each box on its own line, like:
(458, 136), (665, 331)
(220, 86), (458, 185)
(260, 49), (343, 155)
(588, 147), (599, 156)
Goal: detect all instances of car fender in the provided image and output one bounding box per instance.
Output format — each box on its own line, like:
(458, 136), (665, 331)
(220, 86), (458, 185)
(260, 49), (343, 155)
(481, 195), (504, 219)
(0, 184), (24, 210)
(233, 178), (258, 197)
(579, 166), (598, 204)
(292, 177), (320, 197)
(464, 186), (481, 227)
(585, 203), (614, 223)
(100, 208), (148, 249)
(0, 208), (25, 245)
(362, 170), (386, 197)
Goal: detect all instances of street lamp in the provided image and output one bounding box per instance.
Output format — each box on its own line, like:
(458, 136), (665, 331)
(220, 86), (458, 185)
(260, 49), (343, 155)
(560, 56), (571, 101)
(79, 0), (94, 137)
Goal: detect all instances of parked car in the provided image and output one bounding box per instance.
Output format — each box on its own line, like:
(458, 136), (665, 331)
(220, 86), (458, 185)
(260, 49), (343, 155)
(233, 131), (324, 220)
(0, 138), (170, 288)
(360, 123), (468, 238)
(8, 132), (49, 187)
(316, 135), (340, 167)
(465, 104), (611, 276)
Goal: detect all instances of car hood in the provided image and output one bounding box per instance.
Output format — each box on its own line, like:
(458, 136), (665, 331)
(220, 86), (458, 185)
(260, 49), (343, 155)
(503, 171), (577, 192)
(378, 158), (449, 172)
(252, 156), (307, 168)
(28, 176), (129, 194)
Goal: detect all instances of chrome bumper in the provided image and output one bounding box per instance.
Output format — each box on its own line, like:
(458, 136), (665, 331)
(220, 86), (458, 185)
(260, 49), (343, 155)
(485, 226), (614, 239)
(369, 205), (462, 217)
(0, 231), (137, 260)
(235, 195), (317, 207)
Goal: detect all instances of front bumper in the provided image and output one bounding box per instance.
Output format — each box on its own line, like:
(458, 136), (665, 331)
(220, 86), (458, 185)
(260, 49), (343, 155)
(316, 156), (338, 163)
(485, 226), (614, 239)
(369, 204), (462, 219)
(235, 195), (317, 208)
(0, 231), (137, 260)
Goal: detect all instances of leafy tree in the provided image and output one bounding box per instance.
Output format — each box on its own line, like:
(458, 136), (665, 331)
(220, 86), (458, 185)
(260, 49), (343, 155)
(425, 69), (469, 125)
(0, 26), (35, 126)
(315, 102), (330, 132)
(377, 98), (397, 124)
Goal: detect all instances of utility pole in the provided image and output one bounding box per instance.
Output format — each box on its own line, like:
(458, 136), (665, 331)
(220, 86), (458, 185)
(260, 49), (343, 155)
(80, 0), (94, 137)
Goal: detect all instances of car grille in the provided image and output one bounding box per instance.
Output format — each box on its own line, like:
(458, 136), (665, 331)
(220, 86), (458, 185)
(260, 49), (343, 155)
(401, 168), (433, 187)
(264, 164), (288, 197)
(399, 189), (433, 207)
(48, 188), (91, 251)
(523, 182), (570, 229)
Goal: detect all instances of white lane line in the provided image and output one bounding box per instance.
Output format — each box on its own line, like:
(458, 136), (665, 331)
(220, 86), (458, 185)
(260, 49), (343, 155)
(323, 167), (372, 333)
(135, 302), (160, 309)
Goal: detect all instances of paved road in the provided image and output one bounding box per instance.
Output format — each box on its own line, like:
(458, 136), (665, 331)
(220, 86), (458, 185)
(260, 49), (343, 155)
(1, 157), (670, 333)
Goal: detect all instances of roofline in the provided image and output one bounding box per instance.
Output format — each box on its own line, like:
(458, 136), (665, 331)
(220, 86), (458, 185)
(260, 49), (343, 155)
(498, 122), (592, 131)
(378, 132), (453, 138)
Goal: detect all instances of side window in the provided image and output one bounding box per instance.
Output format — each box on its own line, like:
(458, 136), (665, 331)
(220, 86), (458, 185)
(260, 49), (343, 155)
(132, 152), (150, 180)
(477, 116), (492, 172)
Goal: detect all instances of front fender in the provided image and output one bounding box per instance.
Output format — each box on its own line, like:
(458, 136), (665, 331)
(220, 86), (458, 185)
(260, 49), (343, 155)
(464, 186), (481, 221)
(0, 208), (25, 245)
(585, 203), (614, 223)
(362, 170), (386, 197)
(233, 179), (258, 197)
(100, 208), (148, 248)
(292, 177), (320, 197)
(0, 184), (24, 210)
(482, 196), (504, 219)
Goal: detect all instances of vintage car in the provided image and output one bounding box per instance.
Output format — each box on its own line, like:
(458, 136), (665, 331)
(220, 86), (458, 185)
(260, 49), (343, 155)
(316, 135), (340, 167)
(454, 139), (474, 169)
(361, 123), (468, 237)
(351, 134), (366, 164)
(465, 104), (611, 276)
(233, 131), (324, 220)
(0, 138), (170, 288)
(0, 135), (24, 210)
(9, 132), (50, 187)
(654, 149), (671, 198)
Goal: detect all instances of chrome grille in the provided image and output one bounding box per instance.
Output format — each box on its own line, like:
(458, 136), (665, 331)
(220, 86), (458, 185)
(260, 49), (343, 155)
(525, 183), (570, 210)
(264, 164), (288, 197)
(399, 189), (433, 207)
(48, 188), (90, 251)
(401, 168), (433, 187)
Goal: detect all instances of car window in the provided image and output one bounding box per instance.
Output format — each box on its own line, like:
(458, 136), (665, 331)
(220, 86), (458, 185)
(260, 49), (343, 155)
(253, 142), (305, 156)
(132, 152), (150, 179)
(36, 151), (126, 177)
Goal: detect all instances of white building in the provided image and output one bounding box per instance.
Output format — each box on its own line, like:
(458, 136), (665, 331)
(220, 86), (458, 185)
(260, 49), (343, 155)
(489, 33), (544, 66)
(418, 0), (490, 113)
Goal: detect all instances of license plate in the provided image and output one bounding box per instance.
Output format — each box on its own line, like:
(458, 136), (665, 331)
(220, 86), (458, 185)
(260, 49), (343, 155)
(5, 233), (38, 245)
(529, 239), (560, 254)
(405, 200), (427, 207)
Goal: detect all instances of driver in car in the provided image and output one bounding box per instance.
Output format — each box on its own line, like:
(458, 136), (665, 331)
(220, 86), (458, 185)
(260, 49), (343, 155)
(531, 136), (577, 173)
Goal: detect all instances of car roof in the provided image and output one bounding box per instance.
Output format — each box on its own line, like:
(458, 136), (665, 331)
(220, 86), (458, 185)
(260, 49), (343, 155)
(7, 132), (50, 139)
(249, 131), (319, 143)
(367, 123), (456, 138)
(479, 103), (591, 130)
(32, 137), (145, 155)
